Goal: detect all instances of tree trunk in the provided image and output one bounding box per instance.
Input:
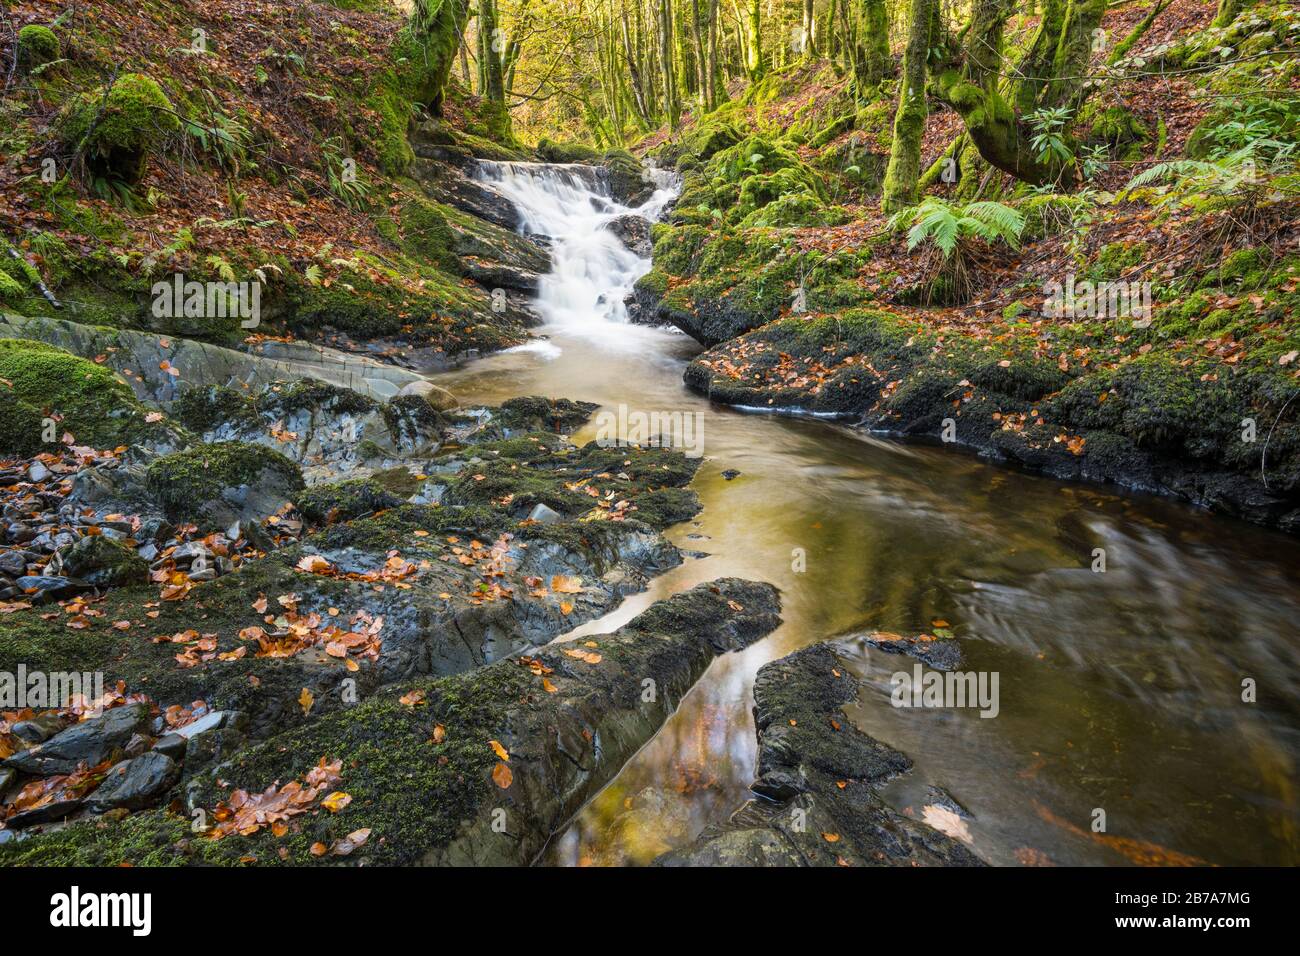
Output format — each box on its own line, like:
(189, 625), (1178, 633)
(660, 0), (681, 129)
(801, 0), (815, 61)
(854, 0), (891, 92)
(746, 0), (763, 79)
(881, 0), (935, 212)
(406, 0), (473, 116)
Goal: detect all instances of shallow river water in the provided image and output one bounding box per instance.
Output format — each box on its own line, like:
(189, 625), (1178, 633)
(435, 163), (1300, 867)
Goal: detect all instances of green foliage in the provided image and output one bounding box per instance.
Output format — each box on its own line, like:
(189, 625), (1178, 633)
(890, 198), (1024, 259)
(1027, 106), (1075, 167)
(321, 137), (373, 210)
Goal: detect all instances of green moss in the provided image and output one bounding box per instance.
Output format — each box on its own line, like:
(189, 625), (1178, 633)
(536, 138), (600, 163)
(398, 196), (459, 272)
(146, 441), (304, 524)
(0, 386), (46, 456)
(1080, 102), (1148, 149)
(1088, 241), (1147, 282)
(363, 88), (414, 176)
(174, 385), (260, 435)
(293, 478), (404, 524)
(58, 535), (149, 588)
(17, 24), (60, 69)
(256, 379), (376, 419)
(58, 73), (181, 183)
(0, 338), (156, 449)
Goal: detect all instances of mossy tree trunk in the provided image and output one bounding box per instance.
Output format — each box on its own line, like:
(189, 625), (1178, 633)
(931, 0), (1106, 186)
(659, 0), (682, 129)
(746, 0), (764, 79)
(881, 0), (936, 212)
(476, 0), (514, 140)
(1213, 0), (1244, 28)
(801, 0), (816, 61)
(406, 0), (473, 117)
(853, 0), (892, 95)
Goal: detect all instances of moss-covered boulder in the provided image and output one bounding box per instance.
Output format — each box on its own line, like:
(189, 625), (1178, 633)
(293, 477), (404, 525)
(146, 441), (305, 531)
(0, 385), (47, 457)
(55, 535), (149, 588)
(16, 24), (60, 69)
(0, 338), (172, 450)
(57, 73), (180, 183)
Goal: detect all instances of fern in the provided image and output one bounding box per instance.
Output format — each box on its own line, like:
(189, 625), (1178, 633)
(204, 255), (237, 283)
(890, 198), (1023, 259)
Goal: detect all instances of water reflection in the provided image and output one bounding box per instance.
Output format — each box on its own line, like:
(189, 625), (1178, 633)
(436, 321), (1300, 867)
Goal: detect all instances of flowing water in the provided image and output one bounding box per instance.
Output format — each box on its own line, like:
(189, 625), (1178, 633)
(438, 162), (1300, 867)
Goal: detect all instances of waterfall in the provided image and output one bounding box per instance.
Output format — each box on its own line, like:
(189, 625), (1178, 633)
(473, 160), (678, 335)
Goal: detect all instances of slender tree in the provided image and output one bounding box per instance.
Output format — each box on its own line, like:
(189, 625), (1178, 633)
(881, 0), (935, 211)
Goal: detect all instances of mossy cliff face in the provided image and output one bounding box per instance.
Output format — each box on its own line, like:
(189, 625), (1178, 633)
(0, 579), (781, 866)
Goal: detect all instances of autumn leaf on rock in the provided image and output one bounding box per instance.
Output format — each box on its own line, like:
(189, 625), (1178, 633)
(299, 687), (314, 715)
(492, 762), (513, 789)
(321, 791), (352, 813)
(489, 739), (509, 761)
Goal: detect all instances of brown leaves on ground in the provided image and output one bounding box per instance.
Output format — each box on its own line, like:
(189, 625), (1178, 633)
(207, 757), (342, 841)
(311, 828), (371, 857)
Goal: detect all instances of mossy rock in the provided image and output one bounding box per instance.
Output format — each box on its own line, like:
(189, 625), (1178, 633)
(293, 478), (405, 525)
(0, 338), (161, 450)
(173, 385), (261, 435)
(17, 24), (60, 69)
(146, 441), (305, 531)
(0, 386), (46, 456)
(57, 535), (149, 588)
(58, 73), (180, 183)
(536, 138), (600, 163)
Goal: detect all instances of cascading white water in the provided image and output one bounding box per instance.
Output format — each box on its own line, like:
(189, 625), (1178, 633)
(473, 161), (678, 343)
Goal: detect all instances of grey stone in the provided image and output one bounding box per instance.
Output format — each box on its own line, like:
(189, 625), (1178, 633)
(2, 703), (149, 776)
(11, 713), (67, 744)
(527, 503), (564, 525)
(85, 752), (181, 812)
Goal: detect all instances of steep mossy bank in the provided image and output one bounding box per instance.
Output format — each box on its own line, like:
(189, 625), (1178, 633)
(630, 5), (1300, 531)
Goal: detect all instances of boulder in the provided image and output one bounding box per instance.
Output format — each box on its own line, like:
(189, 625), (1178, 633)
(55, 535), (149, 588)
(603, 214), (653, 257)
(656, 643), (984, 867)
(85, 752), (180, 812)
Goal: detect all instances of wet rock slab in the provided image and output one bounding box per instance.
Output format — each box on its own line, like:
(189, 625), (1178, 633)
(656, 643), (984, 867)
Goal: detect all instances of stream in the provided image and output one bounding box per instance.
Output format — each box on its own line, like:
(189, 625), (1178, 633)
(437, 161), (1300, 867)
